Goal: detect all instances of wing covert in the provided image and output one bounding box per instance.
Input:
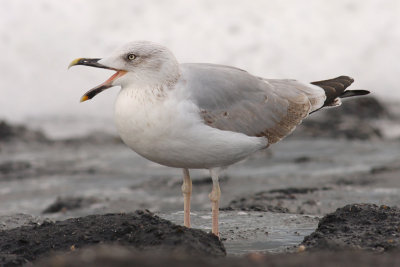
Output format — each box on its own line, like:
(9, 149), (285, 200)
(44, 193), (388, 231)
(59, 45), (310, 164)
(180, 63), (325, 144)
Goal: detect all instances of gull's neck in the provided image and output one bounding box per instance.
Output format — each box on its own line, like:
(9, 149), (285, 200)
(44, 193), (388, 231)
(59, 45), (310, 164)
(118, 72), (181, 103)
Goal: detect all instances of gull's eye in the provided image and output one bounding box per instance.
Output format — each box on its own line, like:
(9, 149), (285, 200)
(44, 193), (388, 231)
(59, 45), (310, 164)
(127, 53), (136, 61)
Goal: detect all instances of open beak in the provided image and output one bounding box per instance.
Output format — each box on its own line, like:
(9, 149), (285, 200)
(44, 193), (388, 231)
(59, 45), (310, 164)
(68, 58), (127, 102)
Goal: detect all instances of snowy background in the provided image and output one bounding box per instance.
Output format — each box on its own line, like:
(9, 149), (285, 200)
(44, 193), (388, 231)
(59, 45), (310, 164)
(1, 0), (399, 137)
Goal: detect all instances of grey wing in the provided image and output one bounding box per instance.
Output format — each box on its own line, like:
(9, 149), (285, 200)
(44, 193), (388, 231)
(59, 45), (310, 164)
(180, 63), (326, 144)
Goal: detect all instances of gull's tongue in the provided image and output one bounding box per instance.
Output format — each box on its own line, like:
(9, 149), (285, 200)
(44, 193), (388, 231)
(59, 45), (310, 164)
(103, 70), (127, 85)
(80, 70), (127, 102)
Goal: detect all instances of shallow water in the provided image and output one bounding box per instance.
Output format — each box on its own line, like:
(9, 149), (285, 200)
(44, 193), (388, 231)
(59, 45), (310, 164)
(162, 211), (319, 254)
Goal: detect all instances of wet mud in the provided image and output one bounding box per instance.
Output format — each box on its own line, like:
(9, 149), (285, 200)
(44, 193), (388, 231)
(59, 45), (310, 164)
(223, 187), (331, 214)
(0, 210), (225, 266)
(35, 246), (400, 267)
(302, 204), (400, 251)
(3, 204), (400, 266)
(292, 96), (390, 140)
(0, 120), (49, 144)
(1, 97), (400, 266)
(2, 204), (400, 266)
(42, 196), (101, 214)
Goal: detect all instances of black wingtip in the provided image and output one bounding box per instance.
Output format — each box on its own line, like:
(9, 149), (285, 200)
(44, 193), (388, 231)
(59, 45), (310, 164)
(340, 90), (370, 98)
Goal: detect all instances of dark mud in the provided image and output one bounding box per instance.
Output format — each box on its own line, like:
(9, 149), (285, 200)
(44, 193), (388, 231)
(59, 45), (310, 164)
(0, 210), (225, 266)
(0, 120), (119, 146)
(331, 161), (400, 186)
(0, 161), (31, 177)
(42, 196), (101, 214)
(130, 175), (230, 191)
(334, 176), (374, 186)
(297, 118), (381, 140)
(293, 96), (389, 140)
(370, 163), (400, 175)
(3, 204), (400, 266)
(190, 175), (230, 186)
(326, 96), (390, 120)
(0, 120), (124, 182)
(223, 187), (330, 214)
(222, 202), (289, 213)
(35, 245), (400, 267)
(57, 132), (122, 146)
(0, 120), (49, 143)
(0, 159), (97, 181)
(302, 204), (400, 251)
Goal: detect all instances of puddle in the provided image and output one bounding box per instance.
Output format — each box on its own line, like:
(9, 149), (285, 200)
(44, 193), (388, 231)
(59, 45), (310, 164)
(160, 211), (319, 254)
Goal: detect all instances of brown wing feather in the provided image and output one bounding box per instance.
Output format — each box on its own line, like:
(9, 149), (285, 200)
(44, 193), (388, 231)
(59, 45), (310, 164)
(182, 64), (325, 145)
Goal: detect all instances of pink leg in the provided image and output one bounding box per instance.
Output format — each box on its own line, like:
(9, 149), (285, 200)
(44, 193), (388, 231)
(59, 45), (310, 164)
(209, 169), (221, 237)
(181, 168), (192, 228)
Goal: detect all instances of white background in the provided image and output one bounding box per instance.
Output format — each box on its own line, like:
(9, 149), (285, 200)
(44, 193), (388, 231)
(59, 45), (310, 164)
(1, 0), (399, 126)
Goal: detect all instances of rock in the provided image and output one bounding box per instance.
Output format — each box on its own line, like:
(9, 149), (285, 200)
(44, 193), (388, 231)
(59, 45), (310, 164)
(302, 204), (400, 251)
(0, 211), (225, 266)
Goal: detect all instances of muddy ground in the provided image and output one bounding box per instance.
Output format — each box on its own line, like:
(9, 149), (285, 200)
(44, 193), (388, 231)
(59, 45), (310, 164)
(1, 96), (400, 266)
(0, 210), (224, 266)
(302, 204), (400, 251)
(35, 247), (400, 267)
(1, 204), (400, 266)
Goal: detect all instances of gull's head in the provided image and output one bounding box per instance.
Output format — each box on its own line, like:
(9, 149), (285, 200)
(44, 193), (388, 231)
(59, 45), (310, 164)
(69, 41), (180, 102)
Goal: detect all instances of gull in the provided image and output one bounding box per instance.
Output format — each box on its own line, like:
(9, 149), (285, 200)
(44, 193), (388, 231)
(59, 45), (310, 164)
(69, 41), (369, 237)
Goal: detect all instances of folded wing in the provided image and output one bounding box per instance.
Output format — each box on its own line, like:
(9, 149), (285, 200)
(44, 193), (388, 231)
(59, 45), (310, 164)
(181, 63), (326, 144)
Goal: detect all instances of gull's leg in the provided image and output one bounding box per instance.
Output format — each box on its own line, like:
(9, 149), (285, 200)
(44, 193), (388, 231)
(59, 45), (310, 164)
(209, 168), (221, 237)
(181, 168), (192, 228)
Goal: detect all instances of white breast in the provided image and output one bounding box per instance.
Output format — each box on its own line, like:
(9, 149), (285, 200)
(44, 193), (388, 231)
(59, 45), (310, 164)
(114, 86), (267, 169)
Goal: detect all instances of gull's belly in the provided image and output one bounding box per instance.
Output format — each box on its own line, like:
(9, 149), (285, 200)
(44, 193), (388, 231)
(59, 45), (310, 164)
(114, 89), (267, 169)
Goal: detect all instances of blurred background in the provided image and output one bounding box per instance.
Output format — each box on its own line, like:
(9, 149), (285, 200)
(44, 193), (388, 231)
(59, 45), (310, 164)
(1, 0), (399, 138)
